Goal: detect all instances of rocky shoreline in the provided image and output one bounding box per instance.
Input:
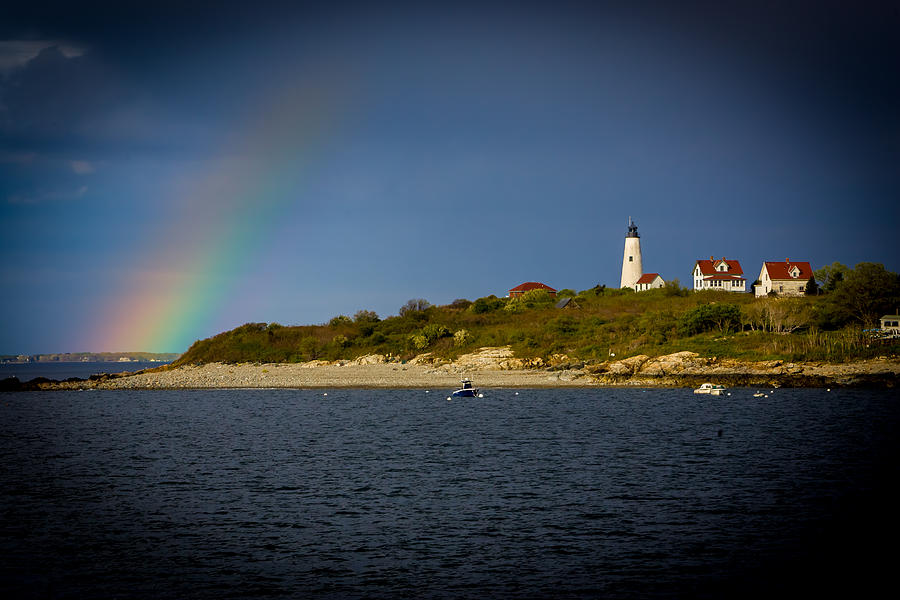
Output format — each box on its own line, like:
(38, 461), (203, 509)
(2, 347), (897, 391)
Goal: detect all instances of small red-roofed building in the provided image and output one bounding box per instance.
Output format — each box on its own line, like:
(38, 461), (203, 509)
(634, 273), (664, 292)
(692, 257), (746, 292)
(754, 259), (814, 297)
(508, 282), (557, 298)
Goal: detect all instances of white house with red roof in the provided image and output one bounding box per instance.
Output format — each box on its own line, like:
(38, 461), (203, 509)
(634, 273), (664, 292)
(754, 260), (814, 297)
(508, 281), (557, 298)
(692, 257), (746, 292)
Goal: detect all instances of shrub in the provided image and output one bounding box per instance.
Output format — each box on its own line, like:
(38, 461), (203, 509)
(520, 289), (554, 304)
(580, 285), (606, 297)
(504, 299), (525, 313)
(354, 310), (380, 323)
(470, 295), (505, 314)
(409, 334), (429, 350)
(678, 304), (742, 336)
(548, 316), (579, 335)
(450, 298), (472, 310)
(453, 329), (472, 346)
(744, 298), (811, 333)
(299, 337), (319, 360)
(329, 315), (352, 327)
(421, 323), (451, 343)
(664, 279), (688, 297)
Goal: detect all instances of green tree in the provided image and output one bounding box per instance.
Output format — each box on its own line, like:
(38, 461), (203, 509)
(399, 298), (431, 316)
(815, 262), (850, 293)
(805, 277), (819, 296)
(826, 262), (900, 326)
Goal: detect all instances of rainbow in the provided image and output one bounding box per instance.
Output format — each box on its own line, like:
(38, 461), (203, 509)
(88, 79), (341, 353)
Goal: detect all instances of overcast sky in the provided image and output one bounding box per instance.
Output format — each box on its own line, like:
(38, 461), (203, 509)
(1, 0), (898, 354)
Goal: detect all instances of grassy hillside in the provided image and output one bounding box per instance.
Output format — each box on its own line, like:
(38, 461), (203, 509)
(174, 284), (900, 366)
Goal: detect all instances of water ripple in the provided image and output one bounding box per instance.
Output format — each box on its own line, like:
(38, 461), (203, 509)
(1, 388), (898, 599)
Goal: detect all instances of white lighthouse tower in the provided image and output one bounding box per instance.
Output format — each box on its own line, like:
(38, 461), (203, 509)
(620, 217), (643, 289)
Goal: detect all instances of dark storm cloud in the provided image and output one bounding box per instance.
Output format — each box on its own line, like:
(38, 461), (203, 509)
(0, 46), (125, 141)
(2, 0), (898, 353)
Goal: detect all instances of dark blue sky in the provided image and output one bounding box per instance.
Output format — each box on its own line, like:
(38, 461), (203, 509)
(2, 1), (898, 353)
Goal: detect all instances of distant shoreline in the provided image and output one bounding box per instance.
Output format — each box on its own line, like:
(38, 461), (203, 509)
(0, 353), (179, 364)
(3, 348), (897, 391)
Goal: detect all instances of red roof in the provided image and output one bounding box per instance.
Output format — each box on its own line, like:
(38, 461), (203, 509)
(635, 273), (662, 284)
(763, 260), (813, 281)
(695, 257), (744, 276)
(702, 274), (746, 281)
(509, 281), (557, 293)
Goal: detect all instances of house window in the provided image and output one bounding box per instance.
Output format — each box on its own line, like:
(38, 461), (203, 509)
(629, 256), (633, 262)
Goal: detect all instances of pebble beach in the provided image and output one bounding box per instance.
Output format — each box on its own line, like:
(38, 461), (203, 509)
(61, 361), (578, 390)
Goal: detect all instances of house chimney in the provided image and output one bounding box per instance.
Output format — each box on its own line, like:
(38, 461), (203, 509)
(710, 256), (713, 261)
(786, 258), (790, 263)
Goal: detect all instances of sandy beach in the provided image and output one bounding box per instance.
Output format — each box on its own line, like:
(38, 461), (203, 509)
(15, 347), (896, 390)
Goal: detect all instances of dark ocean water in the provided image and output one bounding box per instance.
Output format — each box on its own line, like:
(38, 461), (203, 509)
(0, 361), (167, 381)
(1, 388), (897, 599)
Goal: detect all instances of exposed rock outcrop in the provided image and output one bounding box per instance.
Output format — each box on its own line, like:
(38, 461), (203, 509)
(590, 351), (898, 387)
(451, 346), (545, 371)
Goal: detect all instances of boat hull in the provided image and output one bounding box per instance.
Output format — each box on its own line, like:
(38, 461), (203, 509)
(694, 383), (726, 395)
(451, 389), (479, 397)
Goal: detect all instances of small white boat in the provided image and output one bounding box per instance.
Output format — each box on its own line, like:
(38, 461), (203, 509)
(753, 391), (765, 397)
(694, 382), (726, 395)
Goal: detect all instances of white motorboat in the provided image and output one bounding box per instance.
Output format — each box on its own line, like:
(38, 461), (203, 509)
(694, 383), (726, 395)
